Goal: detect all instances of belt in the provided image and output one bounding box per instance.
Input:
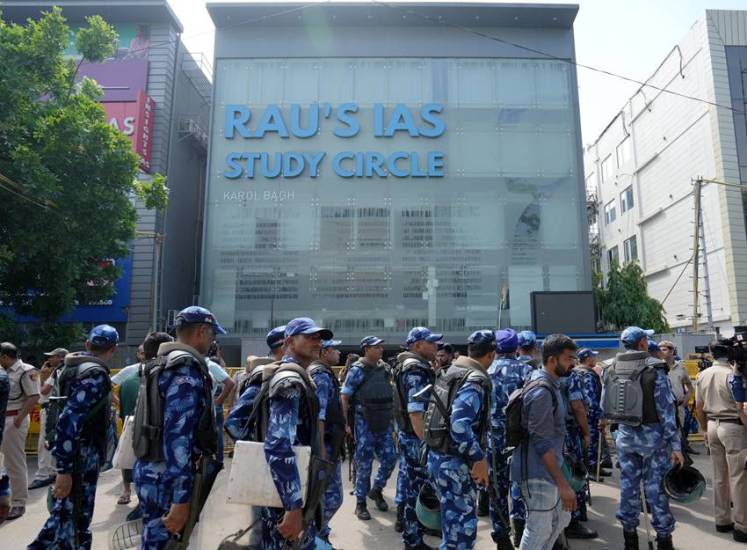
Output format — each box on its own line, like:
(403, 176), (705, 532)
(5, 410), (18, 417)
(711, 417), (741, 425)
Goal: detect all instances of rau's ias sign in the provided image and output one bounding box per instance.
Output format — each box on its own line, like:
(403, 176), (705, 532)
(223, 103), (445, 179)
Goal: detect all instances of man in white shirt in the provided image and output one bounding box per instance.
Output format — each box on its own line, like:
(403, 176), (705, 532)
(659, 341), (696, 454)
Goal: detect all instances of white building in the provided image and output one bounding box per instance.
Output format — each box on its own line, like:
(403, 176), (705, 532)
(585, 10), (747, 335)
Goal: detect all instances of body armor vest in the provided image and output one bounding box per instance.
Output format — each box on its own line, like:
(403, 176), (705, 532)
(393, 353), (435, 436)
(351, 361), (394, 434)
(424, 357), (491, 458)
(603, 351), (660, 426)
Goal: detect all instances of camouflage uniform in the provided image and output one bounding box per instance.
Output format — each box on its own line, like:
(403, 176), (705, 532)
(341, 364), (396, 502)
(133, 353), (210, 550)
(310, 363), (344, 539)
(487, 356), (531, 542)
(428, 375), (488, 549)
(560, 369), (588, 522)
(395, 357), (435, 548)
(28, 357), (110, 550)
(613, 366), (680, 537)
(577, 366), (608, 472)
(262, 355), (319, 550)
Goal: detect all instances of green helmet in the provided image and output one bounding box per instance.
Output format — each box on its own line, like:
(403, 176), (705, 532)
(415, 482), (441, 532)
(561, 453), (587, 493)
(663, 465), (705, 503)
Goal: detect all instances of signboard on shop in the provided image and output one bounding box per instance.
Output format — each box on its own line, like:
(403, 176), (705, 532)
(103, 90), (155, 172)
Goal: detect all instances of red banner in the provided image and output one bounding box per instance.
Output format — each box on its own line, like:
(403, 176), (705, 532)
(103, 90), (154, 173)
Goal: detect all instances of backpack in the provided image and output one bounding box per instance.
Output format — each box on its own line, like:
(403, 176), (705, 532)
(602, 351), (660, 427)
(505, 378), (557, 448)
(132, 348), (215, 462)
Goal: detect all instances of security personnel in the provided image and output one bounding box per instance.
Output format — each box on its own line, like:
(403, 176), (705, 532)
(393, 327), (441, 550)
(30, 347), (68, 490)
(0, 361), (9, 523)
(576, 348), (611, 480)
(516, 331), (539, 369)
(603, 327), (684, 550)
(426, 329), (493, 550)
(310, 339), (346, 544)
(0, 342), (39, 520)
(560, 358), (597, 539)
(260, 317), (333, 550)
(341, 335), (396, 521)
(134, 306), (223, 549)
(267, 325), (287, 362)
(694, 340), (747, 542)
(487, 328), (531, 549)
(28, 325), (117, 549)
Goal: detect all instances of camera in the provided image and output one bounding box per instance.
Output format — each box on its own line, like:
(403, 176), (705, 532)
(719, 326), (747, 376)
(693, 346), (713, 372)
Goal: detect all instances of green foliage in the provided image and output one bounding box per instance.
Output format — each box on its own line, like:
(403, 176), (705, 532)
(594, 262), (670, 334)
(74, 15), (116, 63)
(0, 313), (22, 344)
(0, 9), (156, 322)
(134, 173), (169, 212)
(26, 322), (86, 350)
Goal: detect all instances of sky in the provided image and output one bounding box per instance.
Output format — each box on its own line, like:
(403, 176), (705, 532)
(169, 0), (747, 144)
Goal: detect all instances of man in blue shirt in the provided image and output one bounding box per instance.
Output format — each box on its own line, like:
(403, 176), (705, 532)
(510, 334), (578, 550)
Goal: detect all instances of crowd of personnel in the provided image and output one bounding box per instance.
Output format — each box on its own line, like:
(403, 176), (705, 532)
(0, 306), (746, 550)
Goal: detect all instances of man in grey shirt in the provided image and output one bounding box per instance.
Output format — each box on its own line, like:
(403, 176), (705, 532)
(510, 334), (578, 550)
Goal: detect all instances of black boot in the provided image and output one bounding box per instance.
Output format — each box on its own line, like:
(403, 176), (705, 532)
(623, 529), (639, 550)
(656, 534), (674, 550)
(565, 519), (598, 539)
(601, 457), (613, 469)
(495, 534), (513, 550)
(404, 543), (436, 550)
(512, 519), (525, 547)
(368, 487), (389, 511)
(477, 489), (489, 517)
(395, 504), (404, 532)
(355, 501), (371, 521)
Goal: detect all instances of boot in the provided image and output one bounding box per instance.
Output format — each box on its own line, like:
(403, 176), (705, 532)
(623, 529), (639, 550)
(395, 504), (404, 532)
(404, 543), (436, 550)
(511, 519), (525, 547)
(655, 535), (674, 550)
(368, 487), (389, 511)
(355, 501), (371, 521)
(495, 534), (513, 550)
(565, 519), (598, 539)
(601, 457), (613, 469)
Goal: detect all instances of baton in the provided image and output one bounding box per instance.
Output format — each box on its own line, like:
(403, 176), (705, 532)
(640, 481), (654, 550)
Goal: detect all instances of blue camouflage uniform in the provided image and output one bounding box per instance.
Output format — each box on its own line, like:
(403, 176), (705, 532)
(427, 352), (491, 550)
(604, 347), (681, 538)
(262, 354), (320, 550)
(487, 350), (531, 542)
(224, 379), (261, 443)
(729, 372), (746, 403)
(560, 369), (588, 522)
(577, 365), (609, 472)
(310, 361), (344, 540)
(29, 353), (111, 550)
(341, 361), (397, 502)
(134, 353), (210, 550)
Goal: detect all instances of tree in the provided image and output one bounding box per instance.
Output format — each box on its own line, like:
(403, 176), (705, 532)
(594, 262), (670, 334)
(0, 9), (167, 326)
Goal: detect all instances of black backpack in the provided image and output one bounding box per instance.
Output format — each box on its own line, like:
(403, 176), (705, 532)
(505, 378), (557, 448)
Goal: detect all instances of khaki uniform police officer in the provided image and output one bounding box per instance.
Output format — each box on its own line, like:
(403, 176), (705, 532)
(695, 342), (747, 542)
(0, 342), (40, 519)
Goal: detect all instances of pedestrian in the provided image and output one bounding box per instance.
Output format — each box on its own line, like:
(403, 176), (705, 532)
(257, 317), (333, 550)
(602, 326), (684, 550)
(425, 329), (493, 550)
(0, 360), (9, 524)
(559, 358), (597, 539)
(392, 327), (441, 550)
(310, 338), (346, 545)
(510, 333), (577, 550)
(0, 342), (40, 520)
(110, 344), (145, 508)
(694, 339), (747, 542)
(575, 348), (611, 480)
(133, 306), (223, 549)
(341, 335), (396, 521)
(516, 331), (540, 369)
(28, 325), (118, 549)
(29, 347), (68, 491)
(435, 343), (454, 375)
(487, 328), (531, 549)
(207, 341), (235, 467)
(660, 340), (697, 455)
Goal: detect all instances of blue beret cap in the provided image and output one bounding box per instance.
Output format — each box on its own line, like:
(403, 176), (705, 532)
(285, 317), (333, 340)
(577, 348), (599, 361)
(175, 306), (227, 335)
(405, 327), (443, 346)
(88, 324), (119, 346)
(468, 330), (496, 347)
(266, 326), (286, 349)
(360, 335), (384, 348)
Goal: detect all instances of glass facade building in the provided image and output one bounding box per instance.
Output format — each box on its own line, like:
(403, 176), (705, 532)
(204, 3), (590, 351)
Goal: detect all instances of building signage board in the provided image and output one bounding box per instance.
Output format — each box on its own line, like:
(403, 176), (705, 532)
(103, 90), (154, 172)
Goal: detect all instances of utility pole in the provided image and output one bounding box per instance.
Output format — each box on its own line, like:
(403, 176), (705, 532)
(691, 177), (702, 334)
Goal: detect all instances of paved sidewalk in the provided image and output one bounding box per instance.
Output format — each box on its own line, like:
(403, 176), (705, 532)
(1, 442), (743, 549)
